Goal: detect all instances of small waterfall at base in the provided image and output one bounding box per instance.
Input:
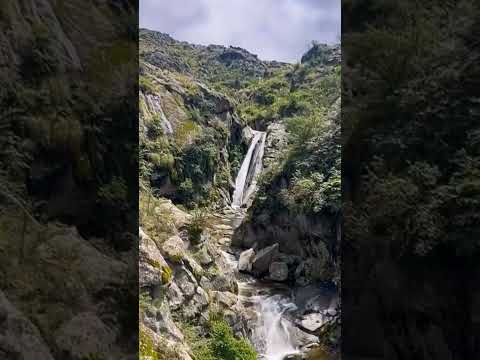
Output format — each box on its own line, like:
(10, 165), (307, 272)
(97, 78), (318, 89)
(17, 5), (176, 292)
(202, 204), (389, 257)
(253, 295), (300, 360)
(232, 130), (267, 208)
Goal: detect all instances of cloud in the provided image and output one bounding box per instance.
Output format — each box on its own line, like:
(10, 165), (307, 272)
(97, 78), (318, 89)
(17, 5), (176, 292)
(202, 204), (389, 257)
(140, 0), (340, 62)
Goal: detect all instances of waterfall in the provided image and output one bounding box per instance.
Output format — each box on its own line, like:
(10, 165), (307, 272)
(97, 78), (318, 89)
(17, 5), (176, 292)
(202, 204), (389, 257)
(232, 130), (266, 208)
(253, 295), (299, 360)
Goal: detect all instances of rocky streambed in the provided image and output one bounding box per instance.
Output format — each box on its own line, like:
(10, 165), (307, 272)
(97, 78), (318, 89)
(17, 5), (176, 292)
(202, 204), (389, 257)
(217, 207), (340, 360)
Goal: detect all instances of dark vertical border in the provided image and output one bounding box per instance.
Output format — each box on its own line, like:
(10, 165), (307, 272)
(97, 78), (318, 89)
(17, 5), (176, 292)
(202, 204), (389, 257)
(0, 0), (139, 358)
(342, 1), (480, 358)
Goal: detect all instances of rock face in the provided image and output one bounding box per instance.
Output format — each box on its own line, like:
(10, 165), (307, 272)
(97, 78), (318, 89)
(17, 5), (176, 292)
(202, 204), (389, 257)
(263, 122), (288, 170)
(269, 261), (289, 282)
(252, 243), (279, 276)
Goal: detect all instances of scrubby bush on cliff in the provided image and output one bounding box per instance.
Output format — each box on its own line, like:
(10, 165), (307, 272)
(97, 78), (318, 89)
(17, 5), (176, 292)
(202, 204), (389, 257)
(186, 319), (257, 360)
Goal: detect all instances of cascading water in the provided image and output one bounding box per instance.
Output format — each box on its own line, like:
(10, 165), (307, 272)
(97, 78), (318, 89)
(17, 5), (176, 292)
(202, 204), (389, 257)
(232, 130), (266, 208)
(220, 251), (300, 360)
(252, 295), (300, 360)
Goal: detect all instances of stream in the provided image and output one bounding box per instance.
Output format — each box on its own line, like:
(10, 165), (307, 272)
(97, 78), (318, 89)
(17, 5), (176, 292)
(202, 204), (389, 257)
(221, 128), (337, 359)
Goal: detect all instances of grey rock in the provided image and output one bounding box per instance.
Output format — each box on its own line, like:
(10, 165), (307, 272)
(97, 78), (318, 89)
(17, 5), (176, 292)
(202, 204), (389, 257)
(252, 243), (279, 276)
(176, 268), (197, 297)
(194, 287), (209, 307)
(196, 246), (213, 266)
(0, 291), (54, 360)
(269, 261), (289, 282)
(161, 235), (187, 263)
(212, 274), (237, 293)
(55, 312), (115, 360)
(199, 276), (213, 291)
(211, 291), (238, 308)
(143, 305), (184, 341)
(139, 227), (168, 287)
(165, 282), (185, 310)
(238, 248), (255, 272)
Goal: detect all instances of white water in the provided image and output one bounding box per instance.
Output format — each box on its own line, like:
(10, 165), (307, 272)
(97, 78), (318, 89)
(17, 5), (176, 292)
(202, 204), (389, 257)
(232, 130), (266, 208)
(228, 136), (306, 358)
(253, 295), (300, 360)
(220, 251), (300, 360)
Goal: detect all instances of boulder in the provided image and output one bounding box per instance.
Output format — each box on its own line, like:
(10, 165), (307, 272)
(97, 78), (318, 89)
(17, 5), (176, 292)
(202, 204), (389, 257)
(238, 248), (255, 272)
(269, 261), (289, 282)
(55, 312), (115, 360)
(193, 287), (209, 307)
(199, 276), (213, 291)
(300, 313), (325, 332)
(211, 291), (238, 308)
(165, 282), (185, 310)
(184, 255), (204, 279)
(252, 243), (279, 276)
(155, 199), (191, 228)
(211, 274), (237, 293)
(196, 246), (213, 266)
(144, 305), (184, 341)
(0, 291), (54, 360)
(161, 235), (187, 263)
(139, 227), (169, 287)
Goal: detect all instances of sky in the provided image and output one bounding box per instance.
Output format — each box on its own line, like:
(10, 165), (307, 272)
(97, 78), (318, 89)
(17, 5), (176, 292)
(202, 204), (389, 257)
(139, 0), (340, 63)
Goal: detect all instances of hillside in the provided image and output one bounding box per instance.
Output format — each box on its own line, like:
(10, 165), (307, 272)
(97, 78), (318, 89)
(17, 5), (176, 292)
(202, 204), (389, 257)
(139, 30), (341, 360)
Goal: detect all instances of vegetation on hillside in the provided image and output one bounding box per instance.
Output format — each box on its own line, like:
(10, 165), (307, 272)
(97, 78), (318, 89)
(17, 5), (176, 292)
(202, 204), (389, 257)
(245, 57), (341, 217)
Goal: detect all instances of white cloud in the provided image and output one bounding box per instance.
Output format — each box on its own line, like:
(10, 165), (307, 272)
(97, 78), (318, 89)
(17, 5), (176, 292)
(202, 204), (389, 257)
(140, 0), (340, 62)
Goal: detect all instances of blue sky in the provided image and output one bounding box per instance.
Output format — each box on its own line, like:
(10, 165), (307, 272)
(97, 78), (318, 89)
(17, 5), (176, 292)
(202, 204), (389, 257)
(140, 0), (340, 63)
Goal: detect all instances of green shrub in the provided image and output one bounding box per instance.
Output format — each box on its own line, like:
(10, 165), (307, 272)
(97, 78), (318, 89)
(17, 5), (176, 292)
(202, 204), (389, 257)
(187, 209), (207, 244)
(98, 177), (128, 204)
(178, 178), (195, 203)
(209, 320), (257, 360)
(186, 319), (257, 360)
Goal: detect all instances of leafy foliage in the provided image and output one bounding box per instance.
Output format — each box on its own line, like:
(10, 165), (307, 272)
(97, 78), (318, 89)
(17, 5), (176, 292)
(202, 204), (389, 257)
(185, 319), (257, 360)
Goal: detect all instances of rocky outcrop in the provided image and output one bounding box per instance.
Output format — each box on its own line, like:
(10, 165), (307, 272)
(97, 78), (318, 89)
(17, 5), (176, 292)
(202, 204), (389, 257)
(0, 291), (54, 360)
(251, 243), (279, 276)
(54, 312), (116, 360)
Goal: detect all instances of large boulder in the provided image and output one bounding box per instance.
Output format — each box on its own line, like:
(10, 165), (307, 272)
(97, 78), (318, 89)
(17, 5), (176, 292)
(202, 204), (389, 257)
(252, 243), (279, 276)
(269, 261), (289, 282)
(238, 248), (255, 272)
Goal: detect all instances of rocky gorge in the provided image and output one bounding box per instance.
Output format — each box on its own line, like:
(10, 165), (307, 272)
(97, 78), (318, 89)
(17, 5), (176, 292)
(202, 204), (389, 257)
(139, 29), (341, 360)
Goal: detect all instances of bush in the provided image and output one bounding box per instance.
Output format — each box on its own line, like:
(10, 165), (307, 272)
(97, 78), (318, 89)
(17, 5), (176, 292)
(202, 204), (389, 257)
(187, 209), (207, 244)
(187, 319), (257, 360)
(209, 320), (257, 360)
